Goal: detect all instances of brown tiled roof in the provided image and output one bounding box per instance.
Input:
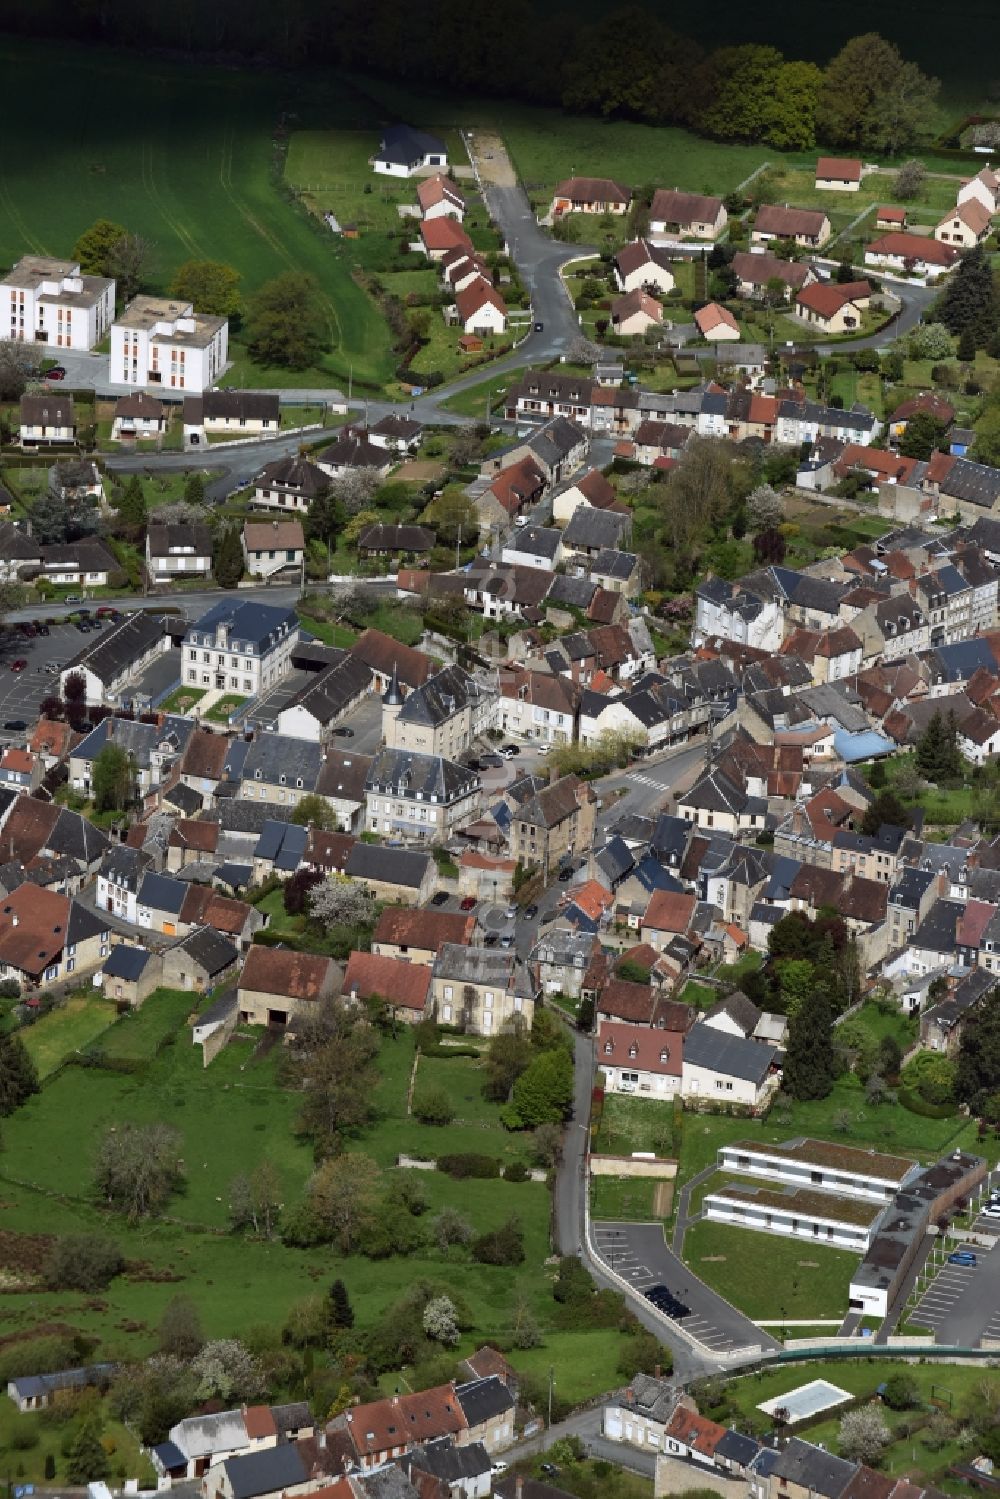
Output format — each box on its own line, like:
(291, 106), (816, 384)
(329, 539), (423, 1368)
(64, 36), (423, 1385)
(343, 950), (430, 1013)
(180, 884), (252, 936)
(461, 1346), (516, 1385)
(941, 199), (991, 236)
(797, 280), (871, 318)
(643, 888), (696, 934)
(597, 977), (657, 1023)
(754, 204), (828, 239)
(30, 718), (73, 761)
(499, 667), (578, 716)
(816, 156), (862, 181)
(305, 829), (355, 872)
(0, 883), (71, 977)
(343, 1384), (467, 1458)
(694, 302), (739, 335)
(114, 391), (166, 419)
(731, 251), (811, 290)
(350, 630), (434, 689)
(866, 232), (959, 267)
(420, 218), (472, 254)
(650, 188), (723, 227)
(244, 519), (305, 551)
(0, 796), (60, 862)
(180, 729), (229, 782)
(664, 1406), (727, 1455)
(513, 773), (591, 831)
(889, 392), (955, 424)
(243, 1406), (277, 1440)
(455, 276), (507, 323)
(488, 455), (546, 516)
(240, 945), (334, 1002)
(598, 1019), (681, 1076)
(417, 174), (465, 213)
(554, 177), (630, 206)
(20, 394), (74, 425)
(373, 906), (476, 951)
(614, 237), (673, 277)
(611, 289), (662, 323)
(168, 819), (219, 853)
(575, 469), (617, 508)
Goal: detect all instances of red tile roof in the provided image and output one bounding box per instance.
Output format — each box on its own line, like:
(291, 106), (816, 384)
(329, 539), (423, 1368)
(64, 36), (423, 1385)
(0, 884), (72, 977)
(239, 945), (335, 1002)
(420, 218), (472, 254)
(664, 1406), (728, 1454)
(343, 951), (431, 1014)
(694, 302), (739, 335)
(417, 174), (465, 213)
(866, 232), (959, 267)
(642, 888), (696, 935)
(350, 629), (434, 689)
(598, 1019), (682, 1076)
(344, 1385), (467, 1458)
(455, 276), (507, 324)
(796, 280), (871, 318)
(597, 978), (657, 1024)
(373, 906), (477, 951)
(243, 1406), (277, 1440)
(488, 455), (546, 516)
(816, 156), (862, 181)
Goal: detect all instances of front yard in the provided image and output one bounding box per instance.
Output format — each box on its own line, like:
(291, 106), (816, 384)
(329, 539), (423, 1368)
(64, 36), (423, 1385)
(594, 1093), (677, 1156)
(204, 693), (248, 723)
(159, 685), (208, 715)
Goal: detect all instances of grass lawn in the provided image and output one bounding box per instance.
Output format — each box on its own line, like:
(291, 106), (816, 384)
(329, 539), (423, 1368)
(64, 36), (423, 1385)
(595, 1094), (676, 1157)
(414, 1053), (498, 1125)
(440, 367), (528, 418)
(90, 988), (201, 1062)
(682, 1219), (857, 1321)
(159, 685), (208, 714)
(105, 470), (221, 512)
(0, 40), (395, 391)
(527, 1454), (653, 1499)
(20, 992), (118, 1079)
(0, 1394), (154, 1487)
(678, 980), (720, 1010)
(590, 1175), (667, 1222)
(204, 693), (248, 723)
(846, 999), (919, 1053)
(298, 612), (358, 647)
(362, 601), (425, 646)
(877, 752), (976, 829)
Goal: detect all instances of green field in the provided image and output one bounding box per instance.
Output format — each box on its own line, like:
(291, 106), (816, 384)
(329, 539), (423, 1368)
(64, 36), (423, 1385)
(590, 1175), (665, 1222)
(92, 988), (200, 1062)
(0, 1393), (154, 1488)
(20, 993), (118, 1078)
(682, 1219), (857, 1321)
(0, 40), (394, 390)
(594, 1094), (677, 1156)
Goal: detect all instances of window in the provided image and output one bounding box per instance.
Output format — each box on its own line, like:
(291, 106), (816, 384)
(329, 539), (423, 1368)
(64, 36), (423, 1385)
(444, 985), (453, 1001)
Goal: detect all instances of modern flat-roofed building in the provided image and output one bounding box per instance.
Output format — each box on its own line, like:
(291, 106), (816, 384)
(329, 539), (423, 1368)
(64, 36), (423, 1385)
(717, 1137), (919, 1201)
(110, 295), (228, 391)
(2, 255), (114, 350)
(703, 1183), (885, 1252)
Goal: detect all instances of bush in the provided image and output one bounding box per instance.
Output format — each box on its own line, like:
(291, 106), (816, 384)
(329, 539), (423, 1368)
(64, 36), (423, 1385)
(8, 1417), (40, 1451)
(471, 1216), (525, 1265)
(437, 1153), (501, 1179)
(44, 1234), (125, 1292)
(503, 1161), (529, 1182)
(411, 1085), (455, 1126)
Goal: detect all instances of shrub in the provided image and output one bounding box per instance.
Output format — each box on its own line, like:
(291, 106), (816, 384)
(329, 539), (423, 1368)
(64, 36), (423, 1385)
(503, 1161), (529, 1182)
(437, 1153), (501, 1179)
(411, 1085), (455, 1126)
(44, 1234), (125, 1292)
(471, 1216), (525, 1265)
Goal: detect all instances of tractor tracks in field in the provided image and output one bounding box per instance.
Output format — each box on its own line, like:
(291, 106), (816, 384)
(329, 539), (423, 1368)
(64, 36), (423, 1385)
(0, 166), (46, 255)
(141, 141), (205, 261)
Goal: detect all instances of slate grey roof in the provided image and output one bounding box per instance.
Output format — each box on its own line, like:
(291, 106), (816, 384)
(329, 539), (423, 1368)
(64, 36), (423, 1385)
(454, 1376), (515, 1425)
(345, 842), (433, 889)
(163, 781), (204, 817)
(147, 523), (212, 558)
(99, 844), (152, 893)
(702, 990), (762, 1038)
(397, 665), (488, 728)
(184, 600), (298, 657)
(279, 654), (373, 728)
(434, 943), (537, 999)
(770, 1439), (857, 1498)
(715, 1429), (760, 1467)
(592, 548), (640, 581)
(402, 1438), (491, 1486)
(49, 807), (111, 866)
(939, 456), (1000, 510)
(888, 866), (937, 910)
(546, 574), (598, 609)
(222, 1444), (307, 1499)
(174, 925), (239, 976)
(63, 611), (168, 686)
(102, 945), (151, 981)
(505, 526), (562, 561)
(209, 800), (297, 834)
(9, 1364), (116, 1403)
(563, 505), (630, 552)
(242, 734), (324, 791)
(377, 124), (446, 167)
(366, 746), (479, 803)
(912, 898), (964, 955)
(256, 455), (329, 497)
(72, 714), (195, 770)
(138, 871), (187, 915)
(621, 1371), (675, 1422)
(682, 1024), (776, 1084)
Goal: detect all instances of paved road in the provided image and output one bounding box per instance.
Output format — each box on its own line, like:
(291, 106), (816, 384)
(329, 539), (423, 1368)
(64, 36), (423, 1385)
(597, 743), (707, 834)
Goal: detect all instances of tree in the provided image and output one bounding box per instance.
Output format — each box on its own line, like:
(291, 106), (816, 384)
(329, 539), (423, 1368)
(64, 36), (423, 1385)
(959, 327), (977, 362)
(213, 524), (244, 588)
(937, 246), (999, 345)
(246, 272), (329, 369)
(92, 743), (136, 813)
(761, 60), (823, 151)
(44, 1232), (123, 1291)
(73, 218), (128, 276)
(471, 1215), (525, 1265)
(422, 486), (476, 547)
(283, 868), (324, 917)
(184, 472), (205, 507)
(838, 1406), (891, 1464)
(746, 483), (783, 531)
(484, 1025), (533, 1101)
(0, 1030), (39, 1115)
(882, 1370), (919, 1410)
(412, 1085), (456, 1125)
(506, 1046), (574, 1128)
(776, 957), (815, 1018)
(170, 260), (242, 318)
(95, 1121), (184, 1219)
(899, 410), (950, 459)
(915, 709), (962, 781)
(291, 792), (338, 830)
(955, 986), (1000, 1113)
(0, 339), (42, 400)
(28, 492), (70, 545)
(343, 508), (381, 549)
(783, 989), (836, 1100)
(65, 1419), (110, 1484)
(117, 474), (147, 528)
(308, 878), (377, 930)
(106, 231), (153, 300)
(817, 34), (938, 154)
(228, 1160), (282, 1237)
(158, 1295), (204, 1359)
(422, 1295), (460, 1345)
(190, 1339), (266, 1404)
(432, 1205), (474, 1250)
(908, 321), (955, 361)
(330, 467), (382, 518)
(328, 1278), (355, 1329)
(532, 1121), (564, 1168)
(895, 159), (926, 200)
(859, 789), (912, 836)
(306, 1153), (382, 1253)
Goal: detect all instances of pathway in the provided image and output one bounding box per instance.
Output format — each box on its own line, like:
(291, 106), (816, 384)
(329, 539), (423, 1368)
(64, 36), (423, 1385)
(671, 1163), (717, 1253)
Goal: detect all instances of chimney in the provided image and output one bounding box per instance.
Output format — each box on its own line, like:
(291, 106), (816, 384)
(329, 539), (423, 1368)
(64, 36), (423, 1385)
(791, 803), (806, 837)
(937, 868), (948, 898)
(516, 1480), (524, 1499)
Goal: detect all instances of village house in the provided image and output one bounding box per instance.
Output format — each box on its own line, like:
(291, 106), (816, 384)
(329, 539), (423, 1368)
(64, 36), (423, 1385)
(315, 426), (395, 478)
(694, 303), (740, 341)
(112, 390), (168, 440)
(935, 199), (992, 249)
(372, 905), (477, 964)
(368, 414), (423, 453)
(454, 277), (508, 336)
(146, 523), (213, 584)
(421, 217), (473, 260)
(0, 883), (110, 990)
(364, 746), (481, 843)
(509, 773), (596, 879)
(864, 233), (959, 280)
(3, 255), (114, 350)
(815, 157), (862, 191)
(959, 166), (1000, 216)
(476, 453), (547, 534)
(751, 205), (830, 249)
(549, 177), (631, 217)
(613, 239), (675, 295)
(183, 390), (279, 444)
(731, 251), (815, 303)
(417, 174), (466, 221)
(504, 371), (595, 428)
(430, 945), (536, 1034)
(795, 280), (871, 334)
(598, 1018), (683, 1098)
(383, 662), (496, 759)
(648, 189), (727, 240)
(236, 946), (337, 1029)
(110, 294), (228, 392)
(19, 393), (75, 445)
(251, 455), (329, 515)
(7, 1364), (117, 1414)
(498, 667), (579, 745)
(241, 518), (305, 581)
(373, 125), (447, 177)
(611, 289), (662, 337)
(345, 841), (435, 906)
(551, 468), (618, 525)
(0, 747), (42, 795)
(343, 950), (430, 1023)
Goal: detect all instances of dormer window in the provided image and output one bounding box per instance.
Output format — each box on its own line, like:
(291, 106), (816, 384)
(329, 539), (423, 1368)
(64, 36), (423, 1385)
(628, 1043), (638, 1058)
(255, 769), (261, 779)
(660, 1048), (669, 1063)
(604, 1040), (613, 1054)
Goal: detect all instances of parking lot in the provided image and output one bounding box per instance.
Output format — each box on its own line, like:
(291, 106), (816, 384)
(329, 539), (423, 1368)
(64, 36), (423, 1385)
(0, 619), (89, 738)
(592, 1222), (780, 1356)
(910, 1183), (1000, 1345)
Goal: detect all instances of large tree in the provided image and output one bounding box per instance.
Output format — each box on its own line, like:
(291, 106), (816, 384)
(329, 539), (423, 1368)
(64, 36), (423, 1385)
(936, 246), (1000, 345)
(899, 410), (950, 459)
(0, 339), (43, 400)
(915, 709), (962, 781)
(782, 988), (836, 1100)
(170, 260), (242, 318)
(73, 218), (128, 276)
(306, 1152), (382, 1253)
(95, 1121), (184, 1219)
(92, 742), (136, 813)
(106, 231), (153, 301)
(506, 1046), (574, 1127)
(291, 792), (339, 830)
(0, 1030), (39, 1115)
(117, 474), (148, 529)
(817, 33), (938, 153)
(955, 987), (1000, 1114)
(484, 1025), (533, 1101)
(245, 272), (329, 369)
(213, 525), (244, 588)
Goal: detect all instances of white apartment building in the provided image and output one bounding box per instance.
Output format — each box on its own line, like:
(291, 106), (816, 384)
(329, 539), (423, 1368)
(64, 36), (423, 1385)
(110, 296), (228, 392)
(2, 256), (115, 350)
(182, 599), (298, 697)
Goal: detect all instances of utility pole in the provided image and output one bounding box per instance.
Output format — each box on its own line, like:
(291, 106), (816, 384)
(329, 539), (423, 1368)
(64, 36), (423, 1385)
(348, 364), (353, 405)
(455, 524), (462, 572)
(547, 1366), (554, 1429)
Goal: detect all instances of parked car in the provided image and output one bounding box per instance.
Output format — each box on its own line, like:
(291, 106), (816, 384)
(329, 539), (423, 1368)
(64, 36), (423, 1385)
(45, 366), (66, 380)
(491, 1465), (508, 1478)
(536, 743), (550, 756)
(430, 891), (450, 907)
(3, 719), (26, 731)
(524, 903), (539, 919)
(64, 595), (82, 605)
(500, 932), (514, 948)
(501, 744), (520, 758)
(480, 752), (503, 768)
(35, 621), (49, 636)
(10, 659), (27, 672)
(948, 1250), (977, 1266)
(981, 1204), (1000, 1218)
(460, 896), (477, 911)
(558, 866), (574, 881)
(75, 620), (91, 632)
(17, 622), (37, 637)
(483, 931), (499, 947)
(332, 726), (354, 737)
